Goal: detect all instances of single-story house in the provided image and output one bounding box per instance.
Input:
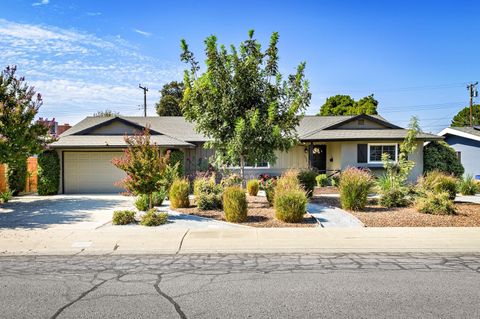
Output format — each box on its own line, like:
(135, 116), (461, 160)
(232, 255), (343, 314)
(50, 114), (441, 194)
(438, 126), (480, 178)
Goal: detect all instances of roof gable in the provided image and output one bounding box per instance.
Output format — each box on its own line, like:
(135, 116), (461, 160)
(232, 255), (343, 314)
(324, 114), (402, 130)
(72, 117), (161, 136)
(438, 127), (480, 142)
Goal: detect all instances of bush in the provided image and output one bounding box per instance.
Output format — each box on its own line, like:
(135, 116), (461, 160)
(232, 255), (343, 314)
(7, 160), (27, 195)
(376, 174), (410, 208)
(135, 189), (167, 210)
(37, 150), (60, 195)
(223, 186), (247, 222)
(169, 179), (190, 208)
(135, 195), (149, 211)
(265, 188), (275, 206)
(415, 191), (456, 215)
(274, 189), (307, 223)
(0, 190), (13, 203)
(424, 141), (464, 177)
(246, 179), (259, 196)
(196, 179), (223, 210)
(140, 208), (169, 226)
(298, 170), (317, 197)
(418, 170), (458, 200)
(112, 210), (136, 225)
(330, 174), (340, 187)
(220, 174), (242, 188)
(339, 167), (374, 211)
(458, 175), (478, 196)
(193, 177), (212, 197)
(168, 149), (184, 176)
(276, 170), (301, 192)
(315, 174), (328, 187)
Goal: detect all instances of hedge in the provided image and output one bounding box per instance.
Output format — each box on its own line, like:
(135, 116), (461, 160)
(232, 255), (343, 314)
(37, 150), (60, 195)
(423, 141), (464, 177)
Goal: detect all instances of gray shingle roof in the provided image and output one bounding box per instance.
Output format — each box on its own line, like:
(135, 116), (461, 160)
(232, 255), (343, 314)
(447, 126), (480, 138)
(301, 129), (442, 141)
(50, 135), (194, 148)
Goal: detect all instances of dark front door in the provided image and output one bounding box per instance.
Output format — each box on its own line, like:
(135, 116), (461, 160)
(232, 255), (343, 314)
(311, 145), (327, 173)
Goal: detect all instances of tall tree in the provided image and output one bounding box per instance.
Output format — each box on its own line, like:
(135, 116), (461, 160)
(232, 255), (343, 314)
(318, 94), (378, 115)
(92, 109), (120, 117)
(181, 30), (311, 181)
(155, 81), (184, 116)
(0, 65), (50, 172)
(451, 105), (480, 127)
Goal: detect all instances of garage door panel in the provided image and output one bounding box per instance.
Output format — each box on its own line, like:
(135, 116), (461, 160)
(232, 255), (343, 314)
(64, 152), (126, 194)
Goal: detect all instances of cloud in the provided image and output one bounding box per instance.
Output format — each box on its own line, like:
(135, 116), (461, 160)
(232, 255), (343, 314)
(133, 29), (152, 37)
(32, 0), (49, 6)
(86, 12), (101, 17)
(0, 18), (183, 123)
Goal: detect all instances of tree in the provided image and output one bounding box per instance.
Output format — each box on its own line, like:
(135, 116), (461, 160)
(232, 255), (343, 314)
(423, 141), (464, 177)
(112, 128), (175, 209)
(0, 66), (50, 192)
(180, 30), (311, 181)
(155, 81), (185, 116)
(93, 109), (120, 117)
(318, 94), (378, 115)
(451, 105), (480, 127)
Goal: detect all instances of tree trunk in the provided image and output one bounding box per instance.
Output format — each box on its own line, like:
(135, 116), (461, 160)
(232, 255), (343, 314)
(148, 193), (153, 210)
(239, 155), (245, 188)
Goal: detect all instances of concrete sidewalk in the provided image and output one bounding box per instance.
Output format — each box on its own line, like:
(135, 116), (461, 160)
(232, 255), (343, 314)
(1, 227), (479, 256)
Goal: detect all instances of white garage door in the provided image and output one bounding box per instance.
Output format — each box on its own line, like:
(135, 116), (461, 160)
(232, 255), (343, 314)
(64, 152), (126, 194)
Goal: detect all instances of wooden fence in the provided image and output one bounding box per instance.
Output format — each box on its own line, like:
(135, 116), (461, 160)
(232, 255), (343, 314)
(0, 157), (38, 193)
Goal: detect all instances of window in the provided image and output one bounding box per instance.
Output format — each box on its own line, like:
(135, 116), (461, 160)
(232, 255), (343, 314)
(368, 144), (397, 163)
(456, 151), (462, 162)
(228, 160), (269, 169)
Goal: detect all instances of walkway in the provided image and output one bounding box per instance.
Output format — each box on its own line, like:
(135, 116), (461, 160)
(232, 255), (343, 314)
(307, 202), (364, 228)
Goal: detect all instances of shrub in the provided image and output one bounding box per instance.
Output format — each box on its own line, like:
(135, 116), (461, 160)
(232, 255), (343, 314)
(7, 160), (27, 195)
(223, 186), (247, 222)
(135, 189), (167, 211)
(330, 174), (340, 187)
(169, 179), (190, 208)
(196, 180), (223, 210)
(458, 175), (478, 196)
(135, 195), (149, 211)
(220, 174), (242, 188)
(316, 174), (328, 187)
(274, 188), (307, 223)
(168, 149), (184, 176)
(151, 189), (167, 206)
(112, 210), (136, 225)
(0, 190), (13, 203)
(37, 150), (60, 195)
(193, 177), (212, 197)
(246, 179), (259, 196)
(276, 170), (301, 192)
(339, 167), (374, 211)
(298, 170), (317, 197)
(265, 188), (275, 206)
(424, 141), (464, 177)
(140, 209), (169, 226)
(376, 174), (410, 208)
(418, 170), (458, 200)
(415, 191), (456, 215)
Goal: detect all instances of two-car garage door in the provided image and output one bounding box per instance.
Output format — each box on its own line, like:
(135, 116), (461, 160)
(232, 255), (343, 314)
(63, 152), (126, 194)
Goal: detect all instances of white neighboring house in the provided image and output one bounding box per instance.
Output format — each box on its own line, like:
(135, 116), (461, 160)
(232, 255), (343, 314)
(438, 126), (480, 179)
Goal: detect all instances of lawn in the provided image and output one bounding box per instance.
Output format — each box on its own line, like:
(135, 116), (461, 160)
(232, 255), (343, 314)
(315, 195), (480, 227)
(175, 194), (318, 228)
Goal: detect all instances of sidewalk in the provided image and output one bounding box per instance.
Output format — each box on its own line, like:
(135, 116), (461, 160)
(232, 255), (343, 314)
(1, 227), (479, 255)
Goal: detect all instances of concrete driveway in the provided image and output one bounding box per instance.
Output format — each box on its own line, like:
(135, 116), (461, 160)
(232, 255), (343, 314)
(0, 195), (135, 230)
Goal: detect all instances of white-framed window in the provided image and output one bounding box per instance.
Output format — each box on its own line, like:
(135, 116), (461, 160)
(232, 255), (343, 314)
(367, 143), (398, 163)
(228, 160), (270, 169)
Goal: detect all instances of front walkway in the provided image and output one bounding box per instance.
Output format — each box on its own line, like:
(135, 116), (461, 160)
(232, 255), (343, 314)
(307, 202), (364, 227)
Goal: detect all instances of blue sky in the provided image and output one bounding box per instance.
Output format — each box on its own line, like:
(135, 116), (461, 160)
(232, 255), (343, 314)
(1, 0), (479, 132)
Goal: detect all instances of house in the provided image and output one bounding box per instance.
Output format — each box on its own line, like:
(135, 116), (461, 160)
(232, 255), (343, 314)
(49, 114), (441, 194)
(438, 126), (480, 178)
(37, 117), (72, 137)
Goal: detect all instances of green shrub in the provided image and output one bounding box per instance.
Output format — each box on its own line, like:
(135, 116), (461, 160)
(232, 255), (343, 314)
(339, 167), (374, 211)
(415, 191), (456, 215)
(196, 180), (223, 210)
(330, 175), (340, 187)
(418, 170), (458, 200)
(274, 188), (307, 223)
(140, 209), (169, 226)
(315, 174), (328, 187)
(298, 170), (317, 197)
(163, 164), (179, 193)
(168, 149), (184, 176)
(265, 188), (275, 206)
(246, 179), (259, 196)
(135, 195), (149, 211)
(193, 177), (212, 197)
(151, 189), (167, 206)
(424, 141), (464, 177)
(112, 210), (136, 225)
(0, 190), (13, 203)
(169, 178), (190, 208)
(135, 190), (167, 211)
(37, 150), (60, 195)
(7, 160), (27, 195)
(458, 175), (478, 196)
(220, 174), (242, 188)
(377, 174), (410, 208)
(276, 170), (301, 192)
(223, 186), (247, 222)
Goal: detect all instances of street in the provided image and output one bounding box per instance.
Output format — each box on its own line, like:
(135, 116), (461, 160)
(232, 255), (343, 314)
(1, 253), (479, 318)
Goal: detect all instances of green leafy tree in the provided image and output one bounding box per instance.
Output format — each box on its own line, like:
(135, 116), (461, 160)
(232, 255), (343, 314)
(0, 66), (51, 192)
(180, 30), (311, 181)
(156, 81), (185, 116)
(318, 94), (378, 115)
(93, 110), (120, 117)
(112, 128), (176, 209)
(423, 141), (464, 177)
(451, 105), (480, 127)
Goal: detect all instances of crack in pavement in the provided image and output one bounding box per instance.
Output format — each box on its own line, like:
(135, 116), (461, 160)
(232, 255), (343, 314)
(154, 273), (187, 319)
(176, 229), (189, 254)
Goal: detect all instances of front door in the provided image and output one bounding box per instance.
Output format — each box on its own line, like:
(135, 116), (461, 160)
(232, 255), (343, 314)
(311, 145), (327, 173)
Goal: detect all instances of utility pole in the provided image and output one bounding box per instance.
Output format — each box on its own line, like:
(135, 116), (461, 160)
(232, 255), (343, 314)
(139, 84), (149, 117)
(467, 82), (478, 127)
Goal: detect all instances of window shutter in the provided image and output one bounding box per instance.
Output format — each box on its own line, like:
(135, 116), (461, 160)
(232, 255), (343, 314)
(357, 144), (368, 163)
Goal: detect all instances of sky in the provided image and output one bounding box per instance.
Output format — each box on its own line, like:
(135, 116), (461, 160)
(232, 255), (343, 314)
(1, 0), (479, 133)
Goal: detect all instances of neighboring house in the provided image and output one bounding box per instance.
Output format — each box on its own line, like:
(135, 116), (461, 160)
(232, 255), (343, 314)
(37, 117), (71, 137)
(438, 126), (480, 178)
(50, 114), (441, 194)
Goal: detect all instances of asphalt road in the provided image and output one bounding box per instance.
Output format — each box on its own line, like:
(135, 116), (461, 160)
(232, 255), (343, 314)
(1, 253), (479, 318)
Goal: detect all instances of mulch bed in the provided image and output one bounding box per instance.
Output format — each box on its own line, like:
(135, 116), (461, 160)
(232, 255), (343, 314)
(313, 186), (339, 195)
(175, 195), (318, 228)
(314, 196), (480, 227)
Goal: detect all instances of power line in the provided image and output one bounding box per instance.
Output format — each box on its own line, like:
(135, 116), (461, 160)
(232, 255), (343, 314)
(467, 82), (478, 127)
